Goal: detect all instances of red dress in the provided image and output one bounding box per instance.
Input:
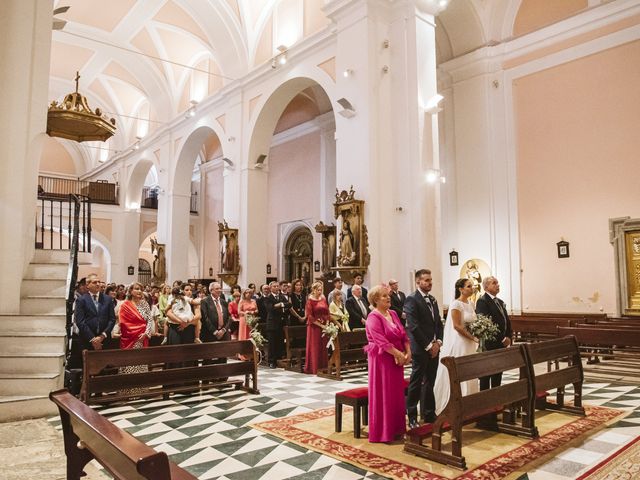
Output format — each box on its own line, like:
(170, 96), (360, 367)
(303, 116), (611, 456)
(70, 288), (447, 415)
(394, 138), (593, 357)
(304, 296), (329, 374)
(237, 299), (258, 341)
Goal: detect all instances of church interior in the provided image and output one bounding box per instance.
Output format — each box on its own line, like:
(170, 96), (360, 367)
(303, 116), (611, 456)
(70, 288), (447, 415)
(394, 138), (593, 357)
(1, 0), (640, 478)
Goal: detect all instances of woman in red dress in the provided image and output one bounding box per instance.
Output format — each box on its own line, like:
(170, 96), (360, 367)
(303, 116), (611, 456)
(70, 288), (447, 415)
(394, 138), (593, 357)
(304, 281), (330, 374)
(119, 282), (153, 350)
(237, 288), (258, 341)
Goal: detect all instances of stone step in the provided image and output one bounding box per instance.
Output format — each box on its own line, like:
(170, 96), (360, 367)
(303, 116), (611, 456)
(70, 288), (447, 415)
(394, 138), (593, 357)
(0, 314), (66, 333)
(25, 262), (69, 279)
(32, 249), (71, 264)
(20, 296), (66, 315)
(0, 395), (58, 422)
(21, 278), (68, 297)
(0, 333), (66, 354)
(0, 353), (64, 375)
(0, 373), (62, 396)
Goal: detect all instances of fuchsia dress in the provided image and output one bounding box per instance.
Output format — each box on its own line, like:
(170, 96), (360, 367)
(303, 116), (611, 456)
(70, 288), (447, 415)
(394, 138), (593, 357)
(304, 296), (329, 374)
(365, 309), (409, 442)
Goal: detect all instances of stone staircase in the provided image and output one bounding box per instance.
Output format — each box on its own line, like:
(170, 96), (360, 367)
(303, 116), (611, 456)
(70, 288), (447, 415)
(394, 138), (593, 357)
(0, 249), (69, 421)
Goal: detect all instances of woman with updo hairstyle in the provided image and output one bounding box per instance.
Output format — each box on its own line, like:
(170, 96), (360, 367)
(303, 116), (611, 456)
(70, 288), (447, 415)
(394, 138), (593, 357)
(304, 281), (330, 374)
(432, 278), (479, 415)
(364, 284), (411, 443)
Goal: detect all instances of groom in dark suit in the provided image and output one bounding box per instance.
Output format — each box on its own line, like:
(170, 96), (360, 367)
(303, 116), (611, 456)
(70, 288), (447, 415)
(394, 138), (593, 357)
(475, 276), (513, 390)
(405, 269), (443, 428)
(74, 274), (116, 353)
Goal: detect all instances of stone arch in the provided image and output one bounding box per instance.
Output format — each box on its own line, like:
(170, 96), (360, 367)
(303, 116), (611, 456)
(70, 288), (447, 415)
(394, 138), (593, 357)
(437, 1), (487, 61)
(246, 75), (336, 170)
(125, 157), (156, 209)
(282, 223), (314, 286)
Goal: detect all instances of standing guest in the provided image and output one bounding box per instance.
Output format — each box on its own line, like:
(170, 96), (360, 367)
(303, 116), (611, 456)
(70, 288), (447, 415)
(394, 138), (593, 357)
(289, 278), (307, 325)
(389, 278), (407, 325)
(247, 283), (257, 300)
(183, 284), (201, 343)
(74, 274), (116, 354)
(346, 284), (369, 330)
(67, 278), (88, 369)
(105, 285), (117, 304)
(347, 273), (368, 300)
(433, 279), (480, 414)
(238, 288), (258, 341)
(329, 290), (350, 332)
(228, 289), (241, 338)
(118, 282), (154, 350)
(256, 283), (271, 326)
(200, 282), (231, 354)
(279, 281), (292, 325)
(264, 281), (290, 368)
(365, 284), (411, 443)
(327, 277), (345, 305)
(405, 269), (443, 428)
(157, 284), (171, 344)
(475, 276), (512, 390)
(304, 281), (330, 374)
(165, 286), (195, 345)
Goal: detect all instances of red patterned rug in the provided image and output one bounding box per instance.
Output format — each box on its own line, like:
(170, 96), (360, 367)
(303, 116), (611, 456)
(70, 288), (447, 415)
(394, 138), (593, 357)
(251, 405), (624, 480)
(576, 433), (640, 479)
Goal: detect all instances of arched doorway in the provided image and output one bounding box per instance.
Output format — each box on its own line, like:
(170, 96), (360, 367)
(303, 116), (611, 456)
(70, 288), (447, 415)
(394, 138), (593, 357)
(138, 258), (152, 285)
(283, 227), (313, 285)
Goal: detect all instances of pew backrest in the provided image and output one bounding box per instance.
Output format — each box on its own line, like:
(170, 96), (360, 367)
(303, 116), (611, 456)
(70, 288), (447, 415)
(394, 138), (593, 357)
(524, 336), (583, 396)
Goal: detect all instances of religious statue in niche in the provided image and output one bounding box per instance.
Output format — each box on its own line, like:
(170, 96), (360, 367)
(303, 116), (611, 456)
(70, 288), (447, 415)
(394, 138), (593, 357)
(330, 186), (370, 284)
(315, 221), (336, 279)
(218, 220), (240, 286)
(150, 237), (166, 284)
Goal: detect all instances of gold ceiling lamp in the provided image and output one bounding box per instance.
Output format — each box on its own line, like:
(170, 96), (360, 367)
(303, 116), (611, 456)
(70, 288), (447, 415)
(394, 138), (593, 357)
(47, 71), (116, 142)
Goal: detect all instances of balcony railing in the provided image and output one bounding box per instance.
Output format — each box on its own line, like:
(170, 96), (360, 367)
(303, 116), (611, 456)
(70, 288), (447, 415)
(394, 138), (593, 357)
(141, 187), (198, 214)
(38, 175), (118, 205)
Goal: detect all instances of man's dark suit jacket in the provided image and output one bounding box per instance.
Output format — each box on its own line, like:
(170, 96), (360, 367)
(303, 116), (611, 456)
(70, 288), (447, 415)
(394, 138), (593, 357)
(75, 292), (116, 350)
(475, 293), (512, 351)
(404, 290), (443, 354)
(200, 295), (231, 341)
(346, 285), (368, 300)
(345, 295), (369, 330)
(264, 293), (291, 331)
(390, 290), (406, 322)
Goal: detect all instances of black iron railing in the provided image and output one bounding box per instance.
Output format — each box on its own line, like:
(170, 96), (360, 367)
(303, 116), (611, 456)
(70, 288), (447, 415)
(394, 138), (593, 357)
(35, 193), (92, 253)
(38, 175), (118, 205)
(141, 186), (199, 214)
(65, 195), (82, 361)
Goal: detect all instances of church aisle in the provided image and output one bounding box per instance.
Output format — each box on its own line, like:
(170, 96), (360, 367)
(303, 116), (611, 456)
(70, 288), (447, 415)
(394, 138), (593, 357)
(33, 366), (640, 480)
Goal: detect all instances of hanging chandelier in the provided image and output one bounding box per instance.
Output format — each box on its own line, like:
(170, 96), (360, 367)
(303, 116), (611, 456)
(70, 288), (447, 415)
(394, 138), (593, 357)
(47, 71), (116, 142)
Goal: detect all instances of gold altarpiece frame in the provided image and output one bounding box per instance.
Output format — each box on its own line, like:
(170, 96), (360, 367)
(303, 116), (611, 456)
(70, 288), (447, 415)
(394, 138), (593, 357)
(330, 187), (370, 284)
(218, 220), (239, 286)
(610, 217), (640, 316)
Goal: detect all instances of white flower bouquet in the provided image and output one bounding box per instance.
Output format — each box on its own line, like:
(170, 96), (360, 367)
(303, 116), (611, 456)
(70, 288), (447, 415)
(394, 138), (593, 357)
(466, 314), (500, 352)
(321, 322), (340, 349)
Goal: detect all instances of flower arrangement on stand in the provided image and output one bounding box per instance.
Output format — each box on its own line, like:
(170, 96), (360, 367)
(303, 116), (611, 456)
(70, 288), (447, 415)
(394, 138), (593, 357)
(321, 322), (340, 350)
(466, 314), (500, 352)
(245, 314), (265, 362)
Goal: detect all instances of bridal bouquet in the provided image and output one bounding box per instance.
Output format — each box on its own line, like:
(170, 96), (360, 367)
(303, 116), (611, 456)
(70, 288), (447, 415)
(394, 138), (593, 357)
(250, 329), (265, 348)
(321, 322), (340, 350)
(245, 314), (264, 348)
(245, 313), (260, 330)
(466, 314), (500, 352)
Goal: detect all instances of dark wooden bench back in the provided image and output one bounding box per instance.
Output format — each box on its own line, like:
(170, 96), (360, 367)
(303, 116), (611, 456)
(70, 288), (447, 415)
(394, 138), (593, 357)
(281, 325), (307, 371)
(82, 341), (258, 404)
(318, 330), (368, 380)
(50, 389), (196, 480)
(557, 326), (640, 346)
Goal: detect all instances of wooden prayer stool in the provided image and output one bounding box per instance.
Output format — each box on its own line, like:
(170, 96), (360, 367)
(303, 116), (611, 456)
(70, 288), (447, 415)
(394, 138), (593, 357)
(524, 335), (586, 416)
(404, 345), (538, 470)
(335, 387), (369, 438)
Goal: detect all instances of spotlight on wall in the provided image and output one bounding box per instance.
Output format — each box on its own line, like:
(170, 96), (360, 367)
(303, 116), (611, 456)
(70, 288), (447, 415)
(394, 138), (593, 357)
(222, 157), (234, 169)
(337, 97), (356, 118)
(424, 94), (444, 114)
(425, 169), (446, 184)
(343, 69), (353, 78)
(254, 154), (267, 169)
(271, 45), (288, 69)
(185, 100), (198, 118)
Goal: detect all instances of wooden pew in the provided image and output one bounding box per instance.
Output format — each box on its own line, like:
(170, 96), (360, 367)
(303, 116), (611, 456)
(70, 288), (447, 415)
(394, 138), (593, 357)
(523, 336), (585, 416)
(404, 345), (538, 469)
(522, 312), (607, 322)
(50, 389), (196, 480)
(318, 330), (368, 380)
(81, 340), (259, 405)
(511, 317), (576, 343)
(278, 325), (307, 372)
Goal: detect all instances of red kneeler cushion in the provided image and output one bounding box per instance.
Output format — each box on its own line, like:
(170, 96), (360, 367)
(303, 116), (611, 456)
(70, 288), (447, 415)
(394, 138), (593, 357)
(336, 387), (369, 399)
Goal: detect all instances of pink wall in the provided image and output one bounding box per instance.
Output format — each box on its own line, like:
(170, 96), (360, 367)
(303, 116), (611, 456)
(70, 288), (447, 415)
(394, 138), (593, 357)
(515, 40), (640, 314)
(39, 137), (76, 175)
(267, 131), (321, 279)
(203, 165), (224, 278)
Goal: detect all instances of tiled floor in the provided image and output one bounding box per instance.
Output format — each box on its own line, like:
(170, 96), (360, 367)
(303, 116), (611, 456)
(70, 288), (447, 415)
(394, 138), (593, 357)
(41, 365), (640, 480)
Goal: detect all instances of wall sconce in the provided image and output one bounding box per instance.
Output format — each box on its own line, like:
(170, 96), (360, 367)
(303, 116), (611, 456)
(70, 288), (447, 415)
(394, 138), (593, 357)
(254, 154), (267, 169)
(343, 69), (353, 78)
(425, 169), (446, 184)
(266, 263), (272, 275)
(222, 157), (234, 169)
(424, 94), (444, 115)
(337, 97), (356, 118)
(209, 266), (214, 277)
(557, 239), (570, 258)
(185, 100), (197, 118)
(271, 45), (288, 69)
(314, 260), (321, 272)
(449, 249), (459, 266)
(127, 265), (135, 275)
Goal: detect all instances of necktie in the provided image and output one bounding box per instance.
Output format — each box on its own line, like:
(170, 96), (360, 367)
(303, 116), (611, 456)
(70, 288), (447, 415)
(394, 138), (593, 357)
(494, 298), (506, 324)
(215, 298), (223, 328)
(93, 294), (99, 309)
(424, 296), (434, 317)
(357, 298), (367, 316)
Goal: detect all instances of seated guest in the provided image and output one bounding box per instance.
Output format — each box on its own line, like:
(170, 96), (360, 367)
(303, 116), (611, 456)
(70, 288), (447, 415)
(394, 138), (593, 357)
(346, 284), (370, 330)
(329, 290), (350, 332)
(304, 281), (329, 374)
(365, 284), (411, 443)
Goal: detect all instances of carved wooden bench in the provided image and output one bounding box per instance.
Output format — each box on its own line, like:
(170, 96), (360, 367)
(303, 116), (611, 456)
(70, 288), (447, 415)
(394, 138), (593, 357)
(278, 325), (307, 372)
(318, 330), (368, 380)
(50, 389), (197, 480)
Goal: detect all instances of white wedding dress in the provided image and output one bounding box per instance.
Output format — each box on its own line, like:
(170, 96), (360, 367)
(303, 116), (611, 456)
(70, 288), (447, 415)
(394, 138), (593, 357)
(433, 299), (480, 415)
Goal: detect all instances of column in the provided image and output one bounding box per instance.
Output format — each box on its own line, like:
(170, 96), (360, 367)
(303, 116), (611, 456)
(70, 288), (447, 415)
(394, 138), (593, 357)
(0, 0), (52, 313)
(110, 209), (141, 282)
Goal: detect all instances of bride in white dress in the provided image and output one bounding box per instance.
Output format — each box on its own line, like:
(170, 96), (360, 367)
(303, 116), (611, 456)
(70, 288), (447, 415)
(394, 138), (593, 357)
(433, 278), (480, 415)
